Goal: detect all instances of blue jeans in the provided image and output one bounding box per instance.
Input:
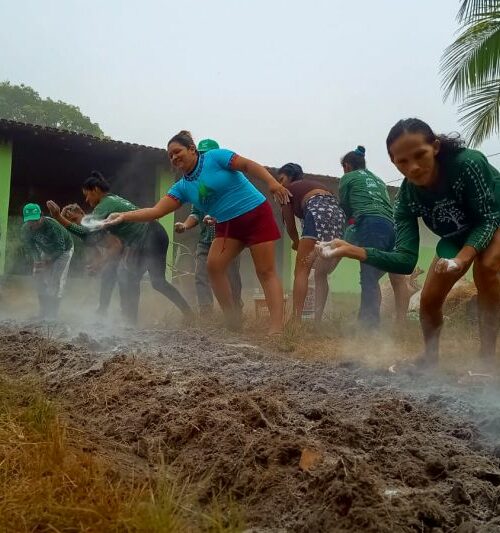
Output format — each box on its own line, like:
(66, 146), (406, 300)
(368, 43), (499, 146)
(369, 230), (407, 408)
(356, 216), (395, 328)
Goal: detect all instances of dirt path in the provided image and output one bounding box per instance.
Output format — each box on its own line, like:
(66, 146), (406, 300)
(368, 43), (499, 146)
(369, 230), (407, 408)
(1, 319), (500, 532)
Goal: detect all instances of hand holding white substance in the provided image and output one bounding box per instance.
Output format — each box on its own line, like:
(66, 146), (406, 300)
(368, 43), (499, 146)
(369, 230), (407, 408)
(315, 240), (339, 258)
(435, 257), (464, 274)
(203, 215), (217, 226)
(81, 215), (106, 231)
(314, 239), (368, 262)
(103, 212), (124, 226)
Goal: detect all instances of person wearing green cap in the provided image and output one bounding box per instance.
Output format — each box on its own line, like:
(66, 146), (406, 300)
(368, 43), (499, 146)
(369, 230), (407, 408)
(174, 139), (243, 316)
(319, 119), (500, 369)
(197, 138), (219, 153)
(21, 203), (74, 319)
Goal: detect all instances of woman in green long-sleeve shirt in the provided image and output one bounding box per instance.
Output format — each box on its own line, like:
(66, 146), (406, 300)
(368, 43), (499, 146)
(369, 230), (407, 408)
(319, 118), (500, 367)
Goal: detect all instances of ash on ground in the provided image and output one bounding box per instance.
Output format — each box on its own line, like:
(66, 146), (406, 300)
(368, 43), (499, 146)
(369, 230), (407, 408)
(1, 320), (500, 532)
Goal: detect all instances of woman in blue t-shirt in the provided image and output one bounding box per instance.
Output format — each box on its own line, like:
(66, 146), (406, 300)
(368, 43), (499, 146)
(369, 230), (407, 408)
(106, 130), (291, 334)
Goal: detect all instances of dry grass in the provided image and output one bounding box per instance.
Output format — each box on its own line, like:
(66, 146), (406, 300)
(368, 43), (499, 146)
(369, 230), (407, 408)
(0, 376), (245, 533)
(258, 302), (496, 376)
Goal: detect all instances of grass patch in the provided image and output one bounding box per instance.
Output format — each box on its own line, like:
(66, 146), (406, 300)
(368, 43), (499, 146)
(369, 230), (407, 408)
(0, 376), (244, 533)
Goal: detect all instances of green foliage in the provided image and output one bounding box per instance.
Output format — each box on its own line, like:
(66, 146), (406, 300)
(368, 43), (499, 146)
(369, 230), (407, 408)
(457, 79), (500, 145)
(441, 1), (500, 146)
(458, 0), (499, 21)
(0, 81), (105, 137)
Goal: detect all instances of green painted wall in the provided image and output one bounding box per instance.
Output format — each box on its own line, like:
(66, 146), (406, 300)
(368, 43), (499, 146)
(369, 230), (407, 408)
(0, 142), (13, 275)
(155, 166), (175, 280)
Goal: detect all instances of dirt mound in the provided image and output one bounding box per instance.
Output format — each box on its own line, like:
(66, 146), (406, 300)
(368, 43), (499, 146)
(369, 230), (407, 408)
(1, 322), (500, 531)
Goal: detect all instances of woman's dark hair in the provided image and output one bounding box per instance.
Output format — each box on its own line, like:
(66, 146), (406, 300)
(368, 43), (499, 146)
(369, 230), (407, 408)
(341, 146), (366, 170)
(168, 130), (196, 150)
(82, 170), (110, 192)
(386, 118), (465, 160)
(278, 162), (304, 182)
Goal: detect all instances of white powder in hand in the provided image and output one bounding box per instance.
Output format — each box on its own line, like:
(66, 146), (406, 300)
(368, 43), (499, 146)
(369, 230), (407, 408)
(443, 259), (459, 272)
(81, 215), (106, 231)
(316, 241), (338, 258)
(203, 215), (216, 225)
(320, 247), (337, 258)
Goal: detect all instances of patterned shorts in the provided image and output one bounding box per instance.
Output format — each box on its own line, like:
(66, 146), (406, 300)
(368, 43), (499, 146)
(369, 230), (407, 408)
(302, 194), (346, 242)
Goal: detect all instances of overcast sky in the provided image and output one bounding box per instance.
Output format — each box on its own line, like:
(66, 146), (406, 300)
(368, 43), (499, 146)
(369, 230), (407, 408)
(1, 0), (499, 182)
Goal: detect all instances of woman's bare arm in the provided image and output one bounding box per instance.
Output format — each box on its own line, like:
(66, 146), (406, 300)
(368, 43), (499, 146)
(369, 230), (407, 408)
(105, 196), (180, 225)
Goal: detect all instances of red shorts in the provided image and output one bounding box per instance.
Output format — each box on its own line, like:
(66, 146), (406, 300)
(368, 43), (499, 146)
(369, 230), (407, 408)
(215, 201), (281, 247)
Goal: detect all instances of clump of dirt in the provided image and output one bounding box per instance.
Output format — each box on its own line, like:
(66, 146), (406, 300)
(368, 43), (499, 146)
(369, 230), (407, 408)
(1, 322), (500, 531)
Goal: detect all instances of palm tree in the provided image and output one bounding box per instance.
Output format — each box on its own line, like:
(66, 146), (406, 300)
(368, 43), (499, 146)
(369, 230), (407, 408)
(441, 0), (500, 146)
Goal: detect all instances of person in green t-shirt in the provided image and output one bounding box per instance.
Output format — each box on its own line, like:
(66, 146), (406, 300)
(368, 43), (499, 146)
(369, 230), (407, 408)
(20, 203), (74, 319)
(174, 139), (242, 316)
(61, 203), (122, 316)
(47, 171), (193, 324)
(319, 119), (500, 368)
(339, 146), (409, 328)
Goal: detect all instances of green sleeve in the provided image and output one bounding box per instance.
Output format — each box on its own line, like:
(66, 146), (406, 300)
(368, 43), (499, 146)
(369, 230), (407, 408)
(339, 176), (352, 219)
(363, 190), (420, 275)
(21, 225), (41, 261)
(461, 155), (500, 251)
(67, 222), (91, 240)
(66, 222), (106, 244)
(48, 220), (70, 254)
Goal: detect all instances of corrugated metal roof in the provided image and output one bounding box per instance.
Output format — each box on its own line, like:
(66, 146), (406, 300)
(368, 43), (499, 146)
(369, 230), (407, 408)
(0, 119), (400, 193)
(0, 118), (166, 157)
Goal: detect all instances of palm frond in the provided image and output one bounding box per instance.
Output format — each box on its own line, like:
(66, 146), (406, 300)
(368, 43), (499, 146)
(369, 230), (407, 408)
(458, 78), (500, 146)
(441, 14), (500, 101)
(458, 0), (500, 22)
